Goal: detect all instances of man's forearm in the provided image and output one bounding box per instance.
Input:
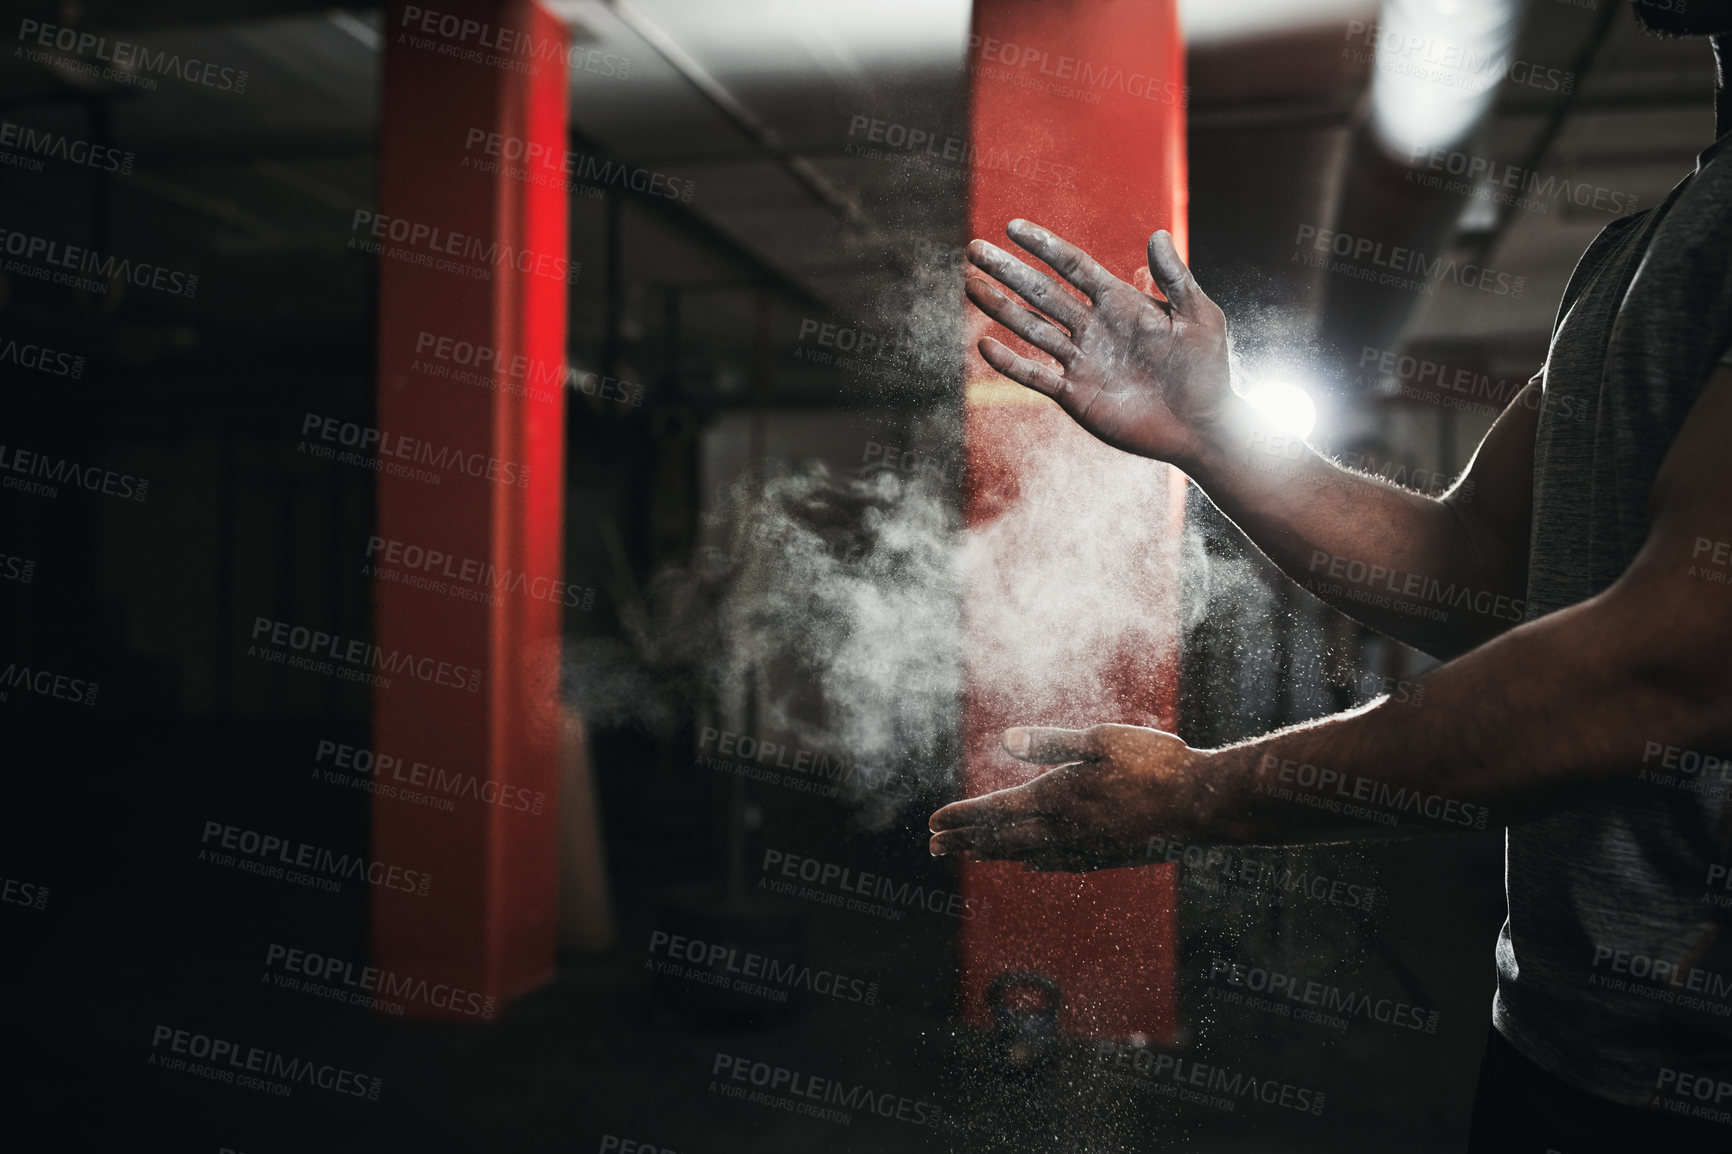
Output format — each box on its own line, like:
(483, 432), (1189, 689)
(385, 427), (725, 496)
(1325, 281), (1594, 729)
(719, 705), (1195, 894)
(1177, 391), (1530, 658)
(1190, 571), (1721, 844)
(926, 569), (1727, 866)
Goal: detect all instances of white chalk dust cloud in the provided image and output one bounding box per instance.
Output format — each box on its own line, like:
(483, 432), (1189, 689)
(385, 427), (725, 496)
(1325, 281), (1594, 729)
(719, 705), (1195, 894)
(564, 397), (1270, 827)
(707, 464), (964, 810)
(961, 419), (1187, 771)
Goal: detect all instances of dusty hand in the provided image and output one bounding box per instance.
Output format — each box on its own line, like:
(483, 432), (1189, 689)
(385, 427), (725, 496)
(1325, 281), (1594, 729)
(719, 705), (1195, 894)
(927, 724), (1212, 872)
(965, 220), (1233, 466)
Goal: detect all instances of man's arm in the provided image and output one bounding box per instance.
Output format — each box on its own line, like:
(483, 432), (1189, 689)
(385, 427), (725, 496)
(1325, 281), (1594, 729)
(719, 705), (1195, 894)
(965, 219), (1535, 658)
(929, 363), (1732, 862)
(1187, 382), (1539, 659)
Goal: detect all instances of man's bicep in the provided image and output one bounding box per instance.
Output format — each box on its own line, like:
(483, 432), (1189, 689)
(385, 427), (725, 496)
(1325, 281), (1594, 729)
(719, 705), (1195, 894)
(1602, 363), (1732, 753)
(1442, 377), (1542, 585)
(1637, 362), (1732, 579)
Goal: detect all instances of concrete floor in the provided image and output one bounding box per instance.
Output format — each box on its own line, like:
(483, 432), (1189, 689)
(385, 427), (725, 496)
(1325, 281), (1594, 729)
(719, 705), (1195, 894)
(4, 719), (1507, 1153)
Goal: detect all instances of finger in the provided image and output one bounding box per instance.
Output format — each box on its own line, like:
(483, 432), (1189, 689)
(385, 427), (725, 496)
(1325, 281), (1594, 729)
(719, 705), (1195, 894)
(1003, 725), (1099, 764)
(931, 816), (1056, 859)
(1130, 265), (1173, 313)
(965, 277), (1077, 365)
(1005, 218), (1120, 302)
(930, 825), (1021, 856)
(1146, 229), (1212, 318)
(967, 239), (1089, 330)
(929, 778), (1047, 834)
(978, 336), (1068, 401)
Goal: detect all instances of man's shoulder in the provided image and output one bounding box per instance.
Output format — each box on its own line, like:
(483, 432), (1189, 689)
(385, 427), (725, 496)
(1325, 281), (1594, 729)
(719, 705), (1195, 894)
(1652, 145), (1732, 247)
(1553, 209), (1650, 332)
(1626, 155), (1732, 312)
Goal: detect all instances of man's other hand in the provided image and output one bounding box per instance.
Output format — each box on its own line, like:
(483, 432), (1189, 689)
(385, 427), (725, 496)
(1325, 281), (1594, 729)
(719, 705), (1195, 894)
(928, 723), (1210, 872)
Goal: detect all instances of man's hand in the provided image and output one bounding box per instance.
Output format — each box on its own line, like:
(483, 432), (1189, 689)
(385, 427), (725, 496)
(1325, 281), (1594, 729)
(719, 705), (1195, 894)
(965, 219), (1234, 467)
(928, 724), (1213, 872)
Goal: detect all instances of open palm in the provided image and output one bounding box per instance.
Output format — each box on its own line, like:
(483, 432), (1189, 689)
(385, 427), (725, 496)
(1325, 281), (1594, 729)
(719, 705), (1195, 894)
(965, 219), (1233, 468)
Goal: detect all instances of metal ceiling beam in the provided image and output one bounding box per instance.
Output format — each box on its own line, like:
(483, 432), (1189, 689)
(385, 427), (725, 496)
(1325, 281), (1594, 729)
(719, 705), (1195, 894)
(601, 0), (882, 241)
(564, 125), (834, 313)
(1466, 0), (1624, 262)
(10, 0), (343, 30)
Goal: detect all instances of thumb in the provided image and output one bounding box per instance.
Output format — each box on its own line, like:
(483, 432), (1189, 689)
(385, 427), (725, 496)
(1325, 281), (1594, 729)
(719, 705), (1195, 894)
(1147, 229), (1210, 317)
(1003, 726), (1100, 764)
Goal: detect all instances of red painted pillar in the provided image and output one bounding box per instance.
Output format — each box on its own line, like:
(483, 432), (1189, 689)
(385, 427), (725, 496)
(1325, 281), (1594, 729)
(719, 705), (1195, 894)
(960, 0), (1187, 1042)
(370, 0), (569, 1017)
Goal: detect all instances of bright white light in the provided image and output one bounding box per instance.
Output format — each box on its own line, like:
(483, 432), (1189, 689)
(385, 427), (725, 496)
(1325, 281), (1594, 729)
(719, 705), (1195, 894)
(1245, 381), (1318, 440)
(550, 0), (972, 73)
(1367, 0), (1521, 159)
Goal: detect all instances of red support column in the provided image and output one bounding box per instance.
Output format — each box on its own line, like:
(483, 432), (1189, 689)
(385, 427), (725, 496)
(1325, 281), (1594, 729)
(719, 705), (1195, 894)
(960, 0), (1187, 1042)
(370, 0), (569, 1016)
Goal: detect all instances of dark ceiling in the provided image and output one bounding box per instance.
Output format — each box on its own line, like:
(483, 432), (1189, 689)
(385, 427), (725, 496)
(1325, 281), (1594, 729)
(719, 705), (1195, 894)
(0, 0), (1715, 408)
